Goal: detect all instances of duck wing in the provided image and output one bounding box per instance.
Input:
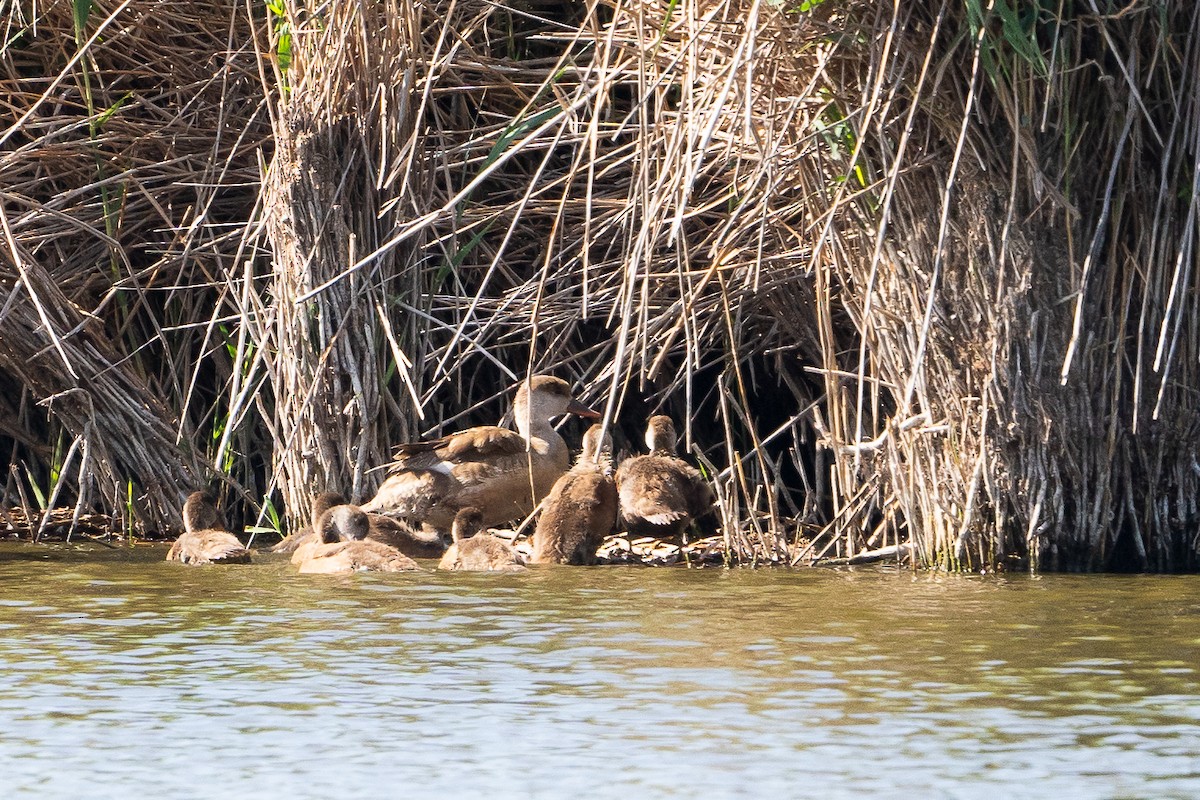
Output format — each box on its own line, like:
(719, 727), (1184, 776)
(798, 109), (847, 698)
(390, 426), (527, 471)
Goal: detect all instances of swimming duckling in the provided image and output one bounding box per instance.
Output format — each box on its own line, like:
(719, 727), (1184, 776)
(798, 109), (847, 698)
(279, 492), (446, 560)
(615, 415), (713, 541)
(166, 491), (251, 565)
(274, 491), (345, 555)
(437, 507), (526, 572)
(363, 375), (599, 535)
(297, 504), (420, 574)
(531, 423), (617, 565)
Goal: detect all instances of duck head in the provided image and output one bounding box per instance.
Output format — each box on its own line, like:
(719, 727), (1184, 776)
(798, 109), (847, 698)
(451, 506), (486, 544)
(514, 375), (600, 434)
(318, 505), (371, 543)
(183, 491), (223, 533)
(645, 415), (677, 455)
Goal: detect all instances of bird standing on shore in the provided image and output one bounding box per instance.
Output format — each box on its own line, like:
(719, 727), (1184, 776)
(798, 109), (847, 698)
(615, 415), (713, 541)
(531, 423), (617, 565)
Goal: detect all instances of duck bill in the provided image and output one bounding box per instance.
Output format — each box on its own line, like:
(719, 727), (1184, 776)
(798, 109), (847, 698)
(566, 399), (602, 419)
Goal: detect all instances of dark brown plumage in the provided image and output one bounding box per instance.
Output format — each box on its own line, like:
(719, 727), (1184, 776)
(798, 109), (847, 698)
(362, 376), (599, 534)
(531, 424), (617, 565)
(297, 504), (420, 574)
(615, 415), (713, 541)
(166, 491), (251, 565)
(277, 491), (446, 559)
(437, 507), (526, 572)
(273, 491), (346, 554)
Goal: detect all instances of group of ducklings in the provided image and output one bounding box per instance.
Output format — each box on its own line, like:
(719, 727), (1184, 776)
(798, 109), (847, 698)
(166, 375), (714, 573)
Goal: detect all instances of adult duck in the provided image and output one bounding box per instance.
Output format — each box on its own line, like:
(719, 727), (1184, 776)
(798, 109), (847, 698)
(531, 424), (617, 565)
(437, 507), (526, 572)
(166, 491), (251, 565)
(363, 375), (599, 533)
(297, 504), (420, 574)
(615, 415), (713, 541)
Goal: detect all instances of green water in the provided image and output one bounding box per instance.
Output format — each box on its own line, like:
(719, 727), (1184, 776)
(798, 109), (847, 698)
(1, 542), (1198, 799)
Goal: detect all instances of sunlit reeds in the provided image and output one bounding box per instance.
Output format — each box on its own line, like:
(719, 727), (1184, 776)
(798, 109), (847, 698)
(2, 0), (1197, 570)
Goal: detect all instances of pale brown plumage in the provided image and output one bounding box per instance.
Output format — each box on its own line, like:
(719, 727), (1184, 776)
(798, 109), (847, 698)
(531, 424), (617, 565)
(363, 375), (599, 534)
(437, 507), (526, 572)
(166, 491), (251, 565)
(297, 504), (420, 574)
(615, 415), (714, 541)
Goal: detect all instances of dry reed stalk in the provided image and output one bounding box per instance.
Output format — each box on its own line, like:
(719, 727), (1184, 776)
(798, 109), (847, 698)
(1, 0), (272, 527)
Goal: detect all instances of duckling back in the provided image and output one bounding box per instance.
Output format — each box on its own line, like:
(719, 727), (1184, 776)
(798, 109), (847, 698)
(615, 416), (713, 541)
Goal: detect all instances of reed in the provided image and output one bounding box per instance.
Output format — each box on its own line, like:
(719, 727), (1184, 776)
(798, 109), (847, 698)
(1, 0), (1197, 571)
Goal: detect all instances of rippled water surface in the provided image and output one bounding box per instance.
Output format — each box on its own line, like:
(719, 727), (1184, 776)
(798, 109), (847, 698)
(1, 542), (1199, 798)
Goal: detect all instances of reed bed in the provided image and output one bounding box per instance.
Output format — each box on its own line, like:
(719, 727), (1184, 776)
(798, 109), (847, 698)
(1, 0), (1197, 570)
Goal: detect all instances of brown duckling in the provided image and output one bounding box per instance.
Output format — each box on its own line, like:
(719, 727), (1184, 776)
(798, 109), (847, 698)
(437, 507), (526, 572)
(363, 375), (599, 535)
(363, 514), (448, 559)
(166, 491), (251, 565)
(279, 492), (446, 560)
(615, 415), (714, 541)
(274, 491), (345, 555)
(531, 423), (617, 565)
(297, 504), (420, 574)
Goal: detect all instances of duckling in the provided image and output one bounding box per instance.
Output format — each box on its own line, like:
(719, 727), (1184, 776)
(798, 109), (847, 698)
(437, 507), (526, 572)
(273, 491), (345, 554)
(363, 375), (599, 535)
(531, 423), (617, 565)
(279, 492), (447, 560)
(363, 514), (448, 559)
(615, 415), (714, 541)
(166, 491), (251, 565)
(297, 504), (420, 574)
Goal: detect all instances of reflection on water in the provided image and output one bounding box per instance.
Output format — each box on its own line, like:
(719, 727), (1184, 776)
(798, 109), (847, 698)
(1, 542), (1199, 798)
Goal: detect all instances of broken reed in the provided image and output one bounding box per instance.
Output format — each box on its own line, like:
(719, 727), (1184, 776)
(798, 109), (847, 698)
(1, 0), (1197, 570)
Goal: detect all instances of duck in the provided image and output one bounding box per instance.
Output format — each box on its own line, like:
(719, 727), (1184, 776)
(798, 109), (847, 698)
(297, 504), (421, 574)
(615, 415), (714, 541)
(166, 491), (251, 565)
(363, 375), (599, 534)
(437, 507), (526, 572)
(274, 491), (345, 555)
(278, 492), (447, 560)
(531, 423), (617, 565)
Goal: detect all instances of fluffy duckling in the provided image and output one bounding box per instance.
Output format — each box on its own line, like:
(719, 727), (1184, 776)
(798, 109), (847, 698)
(363, 514), (447, 559)
(274, 491), (345, 555)
(166, 491), (251, 565)
(297, 504), (420, 574)
(531, 424), (617, 565)
(437, 507), (526, 572)
(279, 492), (446, 560)
(615, 415), (713, 541)
(363, 376), (599, 535)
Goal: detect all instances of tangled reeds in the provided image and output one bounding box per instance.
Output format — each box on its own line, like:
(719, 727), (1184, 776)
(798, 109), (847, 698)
(1, 0), (1198, 571)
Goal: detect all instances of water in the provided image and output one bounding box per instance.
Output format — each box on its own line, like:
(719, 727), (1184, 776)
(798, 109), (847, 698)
(1, 541), (1198, 799)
